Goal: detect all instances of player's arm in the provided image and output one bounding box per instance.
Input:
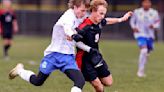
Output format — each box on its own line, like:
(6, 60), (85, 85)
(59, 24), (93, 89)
(149, 11), (160, 30)
(58, 12), (83, 42)
(76, 42), (103, 68)
(105, 11), (133, 25)
(12, 12), (19, 34)
(13, 19), (19, 34)
(75, 24), (104, 68)
(0, 22), (2, 34)
(63, 25), (83, 42)
(0, 13), (2, 34)
(130, 10), (139, 33)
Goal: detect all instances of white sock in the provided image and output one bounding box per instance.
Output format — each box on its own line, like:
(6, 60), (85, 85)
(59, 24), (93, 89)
(138, 48), (148, 73)
(71, 86), (82, 92)
(18, 68), (35, 82)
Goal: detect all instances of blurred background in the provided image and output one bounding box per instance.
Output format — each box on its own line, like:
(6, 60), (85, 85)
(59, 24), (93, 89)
(0, 0), (164, 41)
(0, 1), (164, 92)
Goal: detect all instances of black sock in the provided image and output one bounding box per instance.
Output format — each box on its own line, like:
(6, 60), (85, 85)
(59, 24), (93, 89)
(3, 45), (11, 57)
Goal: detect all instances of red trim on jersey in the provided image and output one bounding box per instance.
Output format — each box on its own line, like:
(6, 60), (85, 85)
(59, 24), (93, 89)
(76, 51), (84, 69)
(76, 18), (93, 70)
(0, 23), (2, 34)
(0, 9), (16, 34)
(78, 18), (93, 30)
(0, 9), (4, 34)
(0, 9), (16, 17)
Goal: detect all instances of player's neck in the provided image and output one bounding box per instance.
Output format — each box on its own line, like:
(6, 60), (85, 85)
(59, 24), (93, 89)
(89, 16), (98, 25)
(143, 8), (150, 11)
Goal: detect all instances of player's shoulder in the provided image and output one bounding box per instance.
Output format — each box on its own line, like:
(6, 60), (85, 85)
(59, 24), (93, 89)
(58, 9), (76, 23)
(149, 8), (158, 14)
(78, 18), (93, 30)
(134, 8), (142, 12)
(62, 9), (75, 18)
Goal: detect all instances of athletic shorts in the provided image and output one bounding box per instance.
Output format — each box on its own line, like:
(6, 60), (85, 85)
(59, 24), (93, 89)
(39, 52), (79, 75)
(137, 37), (154, 51)
(2, 32), (13, 39)
(81, 55), (111, 81)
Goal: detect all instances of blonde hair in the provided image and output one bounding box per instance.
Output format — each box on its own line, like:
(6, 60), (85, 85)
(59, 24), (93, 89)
(90, 0), (108, 12)
(68, 0), (90, 9)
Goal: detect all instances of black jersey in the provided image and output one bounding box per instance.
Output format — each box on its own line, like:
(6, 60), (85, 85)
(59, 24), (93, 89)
(76, 18), (107, 69)
(0, 9), (16, 34)
(77, 18), (107, 49)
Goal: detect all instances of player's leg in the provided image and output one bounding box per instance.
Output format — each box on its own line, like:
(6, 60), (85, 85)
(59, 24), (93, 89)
(60, 54), (85, 92)
(90, 77), (104, 92)
(82, 57), (105, 92)
(3, 38), (12, 58)
(9, 63), (49, 86)
(29, 71), (49, 86)
(9, 53), (56, 86)
(97, 60), (112, 87)
(147, 37), (154, 54)
(100, 75), (113, 87)
(2, 33), (13, 59)
(65, 69), (85, 92)
(137, 37), (148, 77)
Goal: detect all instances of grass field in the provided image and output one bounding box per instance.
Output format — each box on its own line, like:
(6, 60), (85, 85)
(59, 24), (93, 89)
(0, 36), (164, 92)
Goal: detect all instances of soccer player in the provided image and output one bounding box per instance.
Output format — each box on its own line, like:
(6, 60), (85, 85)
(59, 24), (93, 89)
(0, 0), (19, 60)
(130, 0), (160, 77)
(8, 0), (99, 92)
(75, 0), (132, 92)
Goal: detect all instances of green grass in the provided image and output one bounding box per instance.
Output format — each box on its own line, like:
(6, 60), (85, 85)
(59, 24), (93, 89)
(0, 36), (164, 92)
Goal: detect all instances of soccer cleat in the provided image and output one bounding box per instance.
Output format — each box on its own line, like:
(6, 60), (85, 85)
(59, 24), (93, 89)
(9, 63), (24, 80)
(137, 71), (146, 78)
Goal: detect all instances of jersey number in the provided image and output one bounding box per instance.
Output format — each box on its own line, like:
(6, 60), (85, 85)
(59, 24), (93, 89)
(95, 34), (100, 43)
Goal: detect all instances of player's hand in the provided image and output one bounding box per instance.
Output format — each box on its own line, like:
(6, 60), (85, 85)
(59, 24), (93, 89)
(149, 24), (154, 29)
(71, 34), (83, 42)
(66, 35), (73, 41)
(120, 11), (133, 22)
(0, 29), (2, 35)
(13, 29), (18, 34)
(89, 48), (103, 68)
(132, 28), (139, 33)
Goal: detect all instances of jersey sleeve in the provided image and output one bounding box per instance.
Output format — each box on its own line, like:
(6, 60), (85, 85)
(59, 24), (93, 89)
(76, 25), (90, 36)
(0, 10), (2, 21)
(12, 12), (17, 20)
(152, 10), (160, 29)
(100, 18), (107, 27)
(130, 10), (137, 29)
(56, 10), (76, 36)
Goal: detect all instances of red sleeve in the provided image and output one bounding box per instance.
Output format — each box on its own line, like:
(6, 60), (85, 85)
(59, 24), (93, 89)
(0, 9), (5, 15)
(0, 22), (2, 34)
(78, 22), (87, 30)
(78, 18), (93, 30)
(0, 9), (2, 34)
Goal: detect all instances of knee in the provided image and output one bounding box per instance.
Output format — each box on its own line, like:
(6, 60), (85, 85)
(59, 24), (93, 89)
(140, 48), (148, 55)
(30, 75), (45, 86)
(102, 75), (113, 87)
(103, 79), (113, 87)
(94, 83), (104, 92)
(92, 79), (104, 92)
(31, 79), (44, 86)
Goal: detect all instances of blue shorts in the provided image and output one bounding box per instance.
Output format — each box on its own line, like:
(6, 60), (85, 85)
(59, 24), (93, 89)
(39, 52), (79, 75)
(137, 37), (154, 51)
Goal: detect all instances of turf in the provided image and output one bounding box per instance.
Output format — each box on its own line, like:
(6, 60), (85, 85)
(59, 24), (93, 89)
(0, 36), (163, 92)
